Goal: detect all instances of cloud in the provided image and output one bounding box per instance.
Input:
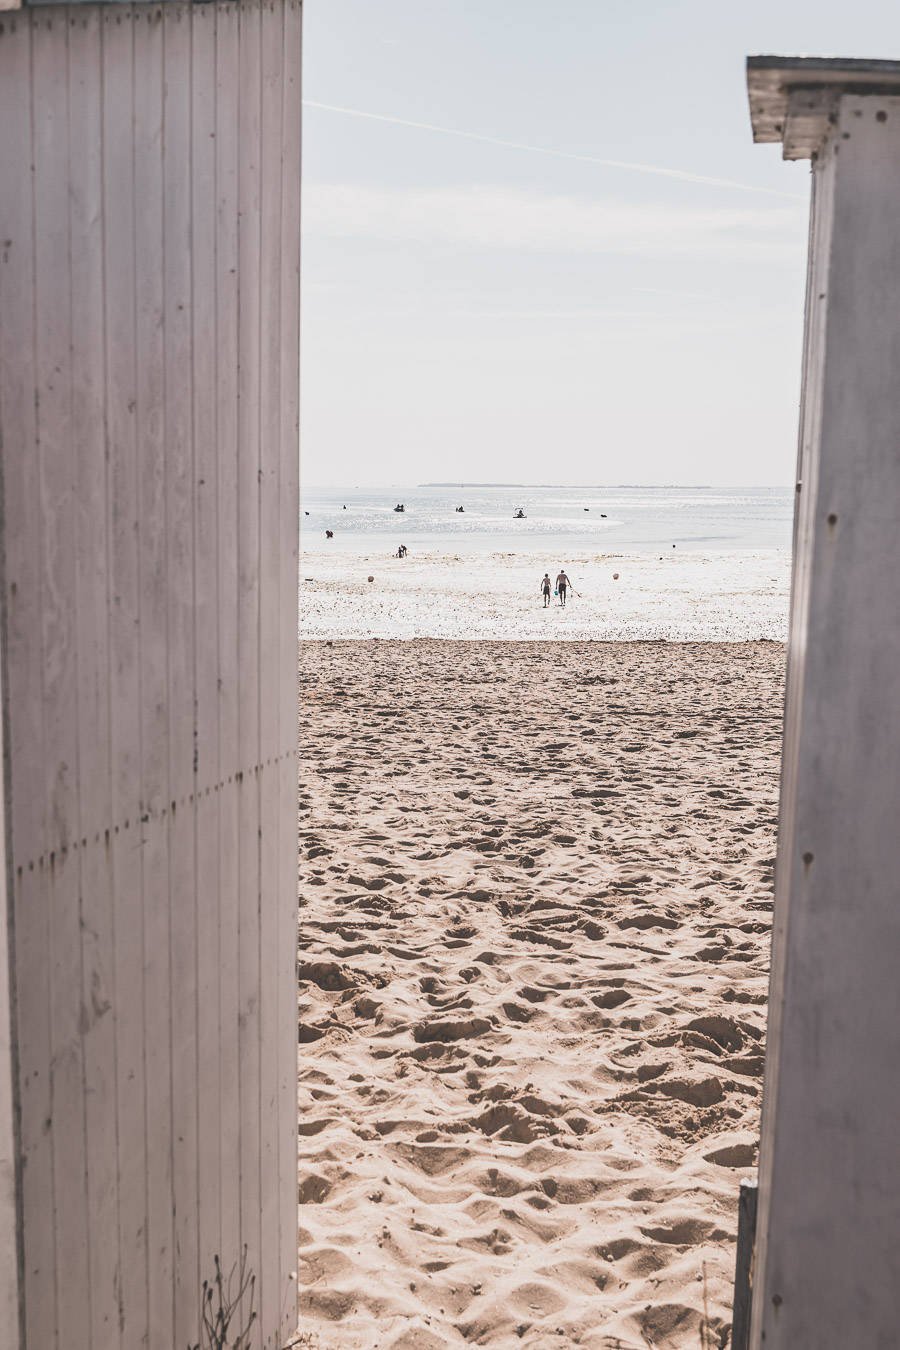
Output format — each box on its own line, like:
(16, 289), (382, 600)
(302, 182), (807, 259)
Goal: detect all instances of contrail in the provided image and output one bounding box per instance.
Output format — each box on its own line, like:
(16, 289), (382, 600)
(302, 99), (806, 202)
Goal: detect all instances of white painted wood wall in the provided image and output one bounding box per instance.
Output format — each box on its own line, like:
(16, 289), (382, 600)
(748, 59), (900, 1349)
(0, 1), (301, 1345)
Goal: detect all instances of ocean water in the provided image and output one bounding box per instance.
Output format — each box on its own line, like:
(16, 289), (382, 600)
(300, 484), (793, 555)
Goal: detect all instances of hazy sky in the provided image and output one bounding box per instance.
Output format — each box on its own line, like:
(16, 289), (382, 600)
(301, 1), (900, 487)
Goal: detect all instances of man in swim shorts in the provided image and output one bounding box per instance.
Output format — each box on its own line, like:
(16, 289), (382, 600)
(540, 573), (552, 607)
(556, 569), (571, 606)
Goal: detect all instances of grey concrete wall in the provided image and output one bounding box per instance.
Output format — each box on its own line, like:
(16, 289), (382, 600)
(0, 2), (301, 1345)
(751, 92), (900, 1349)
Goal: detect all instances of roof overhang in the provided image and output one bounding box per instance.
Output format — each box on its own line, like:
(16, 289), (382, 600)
(747, 55), (900, 159)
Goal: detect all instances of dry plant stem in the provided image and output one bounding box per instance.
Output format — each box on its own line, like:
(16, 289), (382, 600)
(701, 1260), (711, 1350)
(189, 1248), (257, 1350)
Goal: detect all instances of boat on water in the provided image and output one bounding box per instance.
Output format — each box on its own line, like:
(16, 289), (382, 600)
(514, 507), (527, 519)
(394, 503), (405, 513)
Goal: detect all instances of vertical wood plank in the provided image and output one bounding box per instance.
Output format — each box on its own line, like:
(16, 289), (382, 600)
(0, 17), (52, 1344)
(258, 0), (284, 1339)
(190, 0), (223, 1295)
(162, 4), (200, 1340)
(214, 0), (242, 1296)
(731, 1179), (758, 1350)
(750, 150), (835, 1347)
(132, 9), (175, 1346)
(0, 666), (18, 1339)
(752, 95), (900, 1349)
(0, 26), (28, 1336)
(278, 1), (302, 1337)
(69, 10), (123, 1347)
(237, 0), (263, 1331)
(32, 12), (92, 1344)
(103, 9), (149, 1347)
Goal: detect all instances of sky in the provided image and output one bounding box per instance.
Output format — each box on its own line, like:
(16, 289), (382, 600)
(300, 1), (900, 487)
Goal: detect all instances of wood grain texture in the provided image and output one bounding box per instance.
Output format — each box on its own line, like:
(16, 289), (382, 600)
(0, 16), (53, 1350)
(752, 94), (900, 1350)
(161, 8), (201, 1338)
(132, 11), (176, 1347)
(0, 37), (19, 1288)
(236, 0), (264, 1336)
(32, 13), (92, 1345)
(0, 662), (18, 1338)
(0, 3), (301, 1345)
(258, 0), (284, 1337)
(74, 10), (124, 1345)
(214, 0), (243, 1307)
(279, 5), (303, 1338)
(191, 0), (223, 1308)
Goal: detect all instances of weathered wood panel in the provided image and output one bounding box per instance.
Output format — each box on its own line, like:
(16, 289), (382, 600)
(0, 3), (302, 1346)
(0, 22), (25, 1340)
(161, 7), (202, 1338)
(749, 82), (900, 1349)
(236, 0), (264, 1338)
(132, 11), (177, 1347)
(278, 3), (303, 1339)
(214, 0), (243, 1305)
(259, 0), (285, 1338)
(31, 14), (92, 1344)
(0, 632), (19, 1350)
(73, 10), (125, 1344)
(191, 0), (224, 1311)
(0, 17), (55, 1350)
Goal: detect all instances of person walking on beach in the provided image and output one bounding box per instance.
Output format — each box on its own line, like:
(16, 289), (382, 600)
(540, 573), (552, 607)
(556, 569), (571, 606)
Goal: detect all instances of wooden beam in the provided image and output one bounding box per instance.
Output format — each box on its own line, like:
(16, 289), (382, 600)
(747, 60), (900, 1350)
(731, 1180), (759, 1350)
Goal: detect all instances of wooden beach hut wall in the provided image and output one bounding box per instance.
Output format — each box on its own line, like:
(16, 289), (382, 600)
(744, 57), (900, 1350)
(0, 0), (302, 1345)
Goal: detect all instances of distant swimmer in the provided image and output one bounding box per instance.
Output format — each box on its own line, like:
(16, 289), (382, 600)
(540, 573), (552, 607)
(556, 569), (572, 606)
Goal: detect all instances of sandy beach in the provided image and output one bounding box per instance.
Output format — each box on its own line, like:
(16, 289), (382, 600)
(298, 550), (790, 642)
(297, 639), (783, 1349)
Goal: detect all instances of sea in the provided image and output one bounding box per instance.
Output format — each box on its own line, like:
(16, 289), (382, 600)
(300, 484), (793, 555)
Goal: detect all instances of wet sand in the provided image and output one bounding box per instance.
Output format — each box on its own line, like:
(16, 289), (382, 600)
(297, 640), (783, 1349)
(299, 550), (790, 642)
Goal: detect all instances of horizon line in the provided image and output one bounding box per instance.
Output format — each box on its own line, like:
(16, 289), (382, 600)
(300, 482), (794, 491)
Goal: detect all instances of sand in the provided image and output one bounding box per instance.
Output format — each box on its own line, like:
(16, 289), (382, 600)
(299, 550), (790, 642)
(297, 640), (783, 1350)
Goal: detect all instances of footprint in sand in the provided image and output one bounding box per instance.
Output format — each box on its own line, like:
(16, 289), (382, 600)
(297, 640), (783, 1348)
